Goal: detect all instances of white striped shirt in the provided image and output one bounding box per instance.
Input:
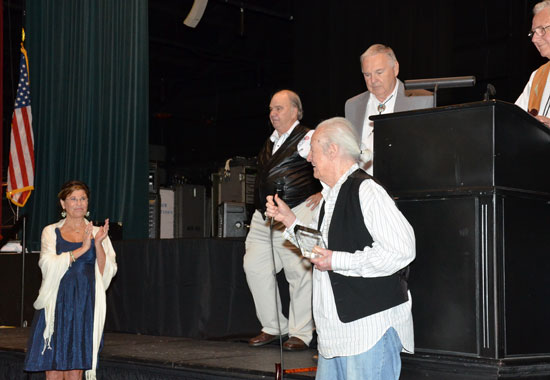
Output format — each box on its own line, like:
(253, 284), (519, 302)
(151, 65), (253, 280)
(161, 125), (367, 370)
(286, 164), (415, 358)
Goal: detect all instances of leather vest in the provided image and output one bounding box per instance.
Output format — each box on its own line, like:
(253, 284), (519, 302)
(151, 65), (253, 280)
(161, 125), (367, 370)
(254, 124), (321, 213)
(319, 169), (409, 323)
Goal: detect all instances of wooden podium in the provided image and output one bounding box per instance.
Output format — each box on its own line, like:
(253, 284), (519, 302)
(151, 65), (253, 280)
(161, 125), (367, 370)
(372, 100), (550, 379)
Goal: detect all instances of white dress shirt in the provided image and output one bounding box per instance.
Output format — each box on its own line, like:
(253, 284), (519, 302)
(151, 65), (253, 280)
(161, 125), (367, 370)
(516, 68), (550, 116)
(270, 121), (313, 158)
(362, 82), (399, 175)
(285, 164), (415, 358)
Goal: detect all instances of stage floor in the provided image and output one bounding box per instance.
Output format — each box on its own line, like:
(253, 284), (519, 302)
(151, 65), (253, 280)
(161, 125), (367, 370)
(0, 327), (317, 379)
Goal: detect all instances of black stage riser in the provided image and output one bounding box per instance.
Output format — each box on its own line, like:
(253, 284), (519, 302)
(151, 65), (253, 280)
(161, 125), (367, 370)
(5, 350), (550, 380)
(0, 351), (312, 380)
(402, 355), (550, 380)
(0, 351), (42, 380)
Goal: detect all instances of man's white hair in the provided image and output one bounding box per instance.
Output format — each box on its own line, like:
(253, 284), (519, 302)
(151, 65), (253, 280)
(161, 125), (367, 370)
(359, 44), (397, 66)
(315, 117), (372, 164)
(534, 1), (550, 14)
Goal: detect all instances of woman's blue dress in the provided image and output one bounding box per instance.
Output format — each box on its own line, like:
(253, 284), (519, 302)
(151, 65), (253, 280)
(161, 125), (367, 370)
(24, 228), (96, 371)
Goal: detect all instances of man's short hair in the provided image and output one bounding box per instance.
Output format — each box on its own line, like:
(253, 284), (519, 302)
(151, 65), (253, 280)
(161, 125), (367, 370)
(360, 44), (397, 66)
(274, 89), (303, 120)
(316, 117), (372, 164)
(534, 1), (550, 14)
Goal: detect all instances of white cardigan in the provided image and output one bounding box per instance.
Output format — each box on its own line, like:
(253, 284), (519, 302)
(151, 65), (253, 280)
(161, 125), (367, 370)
(33, 219), (117, 379)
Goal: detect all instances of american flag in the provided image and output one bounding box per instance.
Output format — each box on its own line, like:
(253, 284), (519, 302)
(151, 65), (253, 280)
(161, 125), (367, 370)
(7, 45), (34, 207)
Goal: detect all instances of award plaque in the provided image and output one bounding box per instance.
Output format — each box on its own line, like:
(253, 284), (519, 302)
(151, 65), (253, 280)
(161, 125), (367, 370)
(294, 225), (326, 259)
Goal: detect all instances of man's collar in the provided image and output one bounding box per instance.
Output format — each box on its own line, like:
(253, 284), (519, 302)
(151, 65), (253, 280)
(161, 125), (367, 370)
(321, 163), (360, 195)
(270, 120), (300, 141)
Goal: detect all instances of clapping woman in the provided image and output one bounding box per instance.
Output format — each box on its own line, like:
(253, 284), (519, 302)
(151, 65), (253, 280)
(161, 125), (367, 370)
(24, 180), (117, 380)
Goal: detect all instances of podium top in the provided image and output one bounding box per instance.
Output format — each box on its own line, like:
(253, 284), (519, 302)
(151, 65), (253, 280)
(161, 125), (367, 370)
(372, 100), (544, 128)
(372, 100), (550, 196)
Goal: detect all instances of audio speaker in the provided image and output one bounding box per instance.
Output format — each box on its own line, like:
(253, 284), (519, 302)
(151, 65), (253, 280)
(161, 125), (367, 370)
(218, 202), (247, 238)
(174, 184), (208, 238)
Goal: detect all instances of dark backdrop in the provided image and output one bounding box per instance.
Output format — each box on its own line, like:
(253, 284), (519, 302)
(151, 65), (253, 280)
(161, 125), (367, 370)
(1, 0), (547, 227)
(147, 0), (546, 184)
(294, 1), (540, 123)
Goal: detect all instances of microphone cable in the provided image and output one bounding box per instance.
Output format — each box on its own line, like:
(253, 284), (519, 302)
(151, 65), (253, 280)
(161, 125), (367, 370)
(270, 178), (286, 379)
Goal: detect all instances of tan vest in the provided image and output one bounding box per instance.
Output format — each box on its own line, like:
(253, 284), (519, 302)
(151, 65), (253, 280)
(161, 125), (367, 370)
(528, 61), (550, 114)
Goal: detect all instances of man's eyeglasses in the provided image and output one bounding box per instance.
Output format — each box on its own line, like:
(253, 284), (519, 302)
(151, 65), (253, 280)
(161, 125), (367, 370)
(528, 25), (550, 38)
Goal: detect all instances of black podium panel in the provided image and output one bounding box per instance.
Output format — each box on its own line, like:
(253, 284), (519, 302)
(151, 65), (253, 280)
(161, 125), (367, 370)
(373, 101), (550, 195)
(494, 106), (550, 193)
(398, 197), (478, 355)
(500, 195), (550, 357)
(397, 192), (550, 360)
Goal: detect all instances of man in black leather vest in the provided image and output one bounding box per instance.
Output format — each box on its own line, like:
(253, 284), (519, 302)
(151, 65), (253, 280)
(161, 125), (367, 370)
(244, 90), (322, 351)
(265, 117), (415, 379)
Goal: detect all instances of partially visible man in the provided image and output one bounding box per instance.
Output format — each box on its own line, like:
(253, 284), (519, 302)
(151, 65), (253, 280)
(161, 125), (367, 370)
(266, 117), (415, 380)
(244, 90), (322, 351)
(345, 44), (433, 174)
(516, 1), (550, 127)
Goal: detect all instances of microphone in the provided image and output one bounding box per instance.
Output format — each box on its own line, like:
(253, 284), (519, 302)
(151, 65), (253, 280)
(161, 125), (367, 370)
(268, 178), (286, 224)
(274, 177), (286, 200)
(484, 83), (496, 101)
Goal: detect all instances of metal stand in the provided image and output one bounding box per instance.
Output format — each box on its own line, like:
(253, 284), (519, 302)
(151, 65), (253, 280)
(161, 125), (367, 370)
(19, 216), (27, 327)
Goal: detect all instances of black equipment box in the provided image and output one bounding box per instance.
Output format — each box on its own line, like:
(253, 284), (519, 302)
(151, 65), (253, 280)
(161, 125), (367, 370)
(217, 202), (248, 238)
(211, 157), (256, 237)
(174, 184), (209, 238)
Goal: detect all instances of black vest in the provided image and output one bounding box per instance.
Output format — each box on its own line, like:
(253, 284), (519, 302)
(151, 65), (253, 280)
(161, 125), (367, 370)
(254, 124), (321, 213)
(319, 169), (409, 323)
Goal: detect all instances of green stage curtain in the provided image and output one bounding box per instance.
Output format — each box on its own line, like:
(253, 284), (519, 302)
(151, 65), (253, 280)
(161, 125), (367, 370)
(23, 0), (148, 247)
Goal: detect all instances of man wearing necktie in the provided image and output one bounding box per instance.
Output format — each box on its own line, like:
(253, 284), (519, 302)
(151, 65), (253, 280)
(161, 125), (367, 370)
(345, 44), (433, 175)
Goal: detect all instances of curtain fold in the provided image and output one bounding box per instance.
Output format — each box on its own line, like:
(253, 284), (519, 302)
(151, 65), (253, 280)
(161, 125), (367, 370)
(23, 0), (148, 247)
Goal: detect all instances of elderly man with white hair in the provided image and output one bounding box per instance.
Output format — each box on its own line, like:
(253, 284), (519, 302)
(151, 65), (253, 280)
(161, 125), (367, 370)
(516, 0), (550, 127)
(266, 117), (416, 380)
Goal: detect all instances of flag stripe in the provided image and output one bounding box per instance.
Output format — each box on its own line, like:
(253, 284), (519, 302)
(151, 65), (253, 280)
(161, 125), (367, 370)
(10, 114), (30, 187)
(7, 45), (34, 207)
(16, 108), (34, 179)
(8, 152), (17, 190)
(21, 107), (35, 168)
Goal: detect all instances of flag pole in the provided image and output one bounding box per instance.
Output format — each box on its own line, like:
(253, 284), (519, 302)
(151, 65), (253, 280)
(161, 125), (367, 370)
(19, 214), (26, 327)
(9, 26), (33, 328)
(17, 29), (24, 326)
